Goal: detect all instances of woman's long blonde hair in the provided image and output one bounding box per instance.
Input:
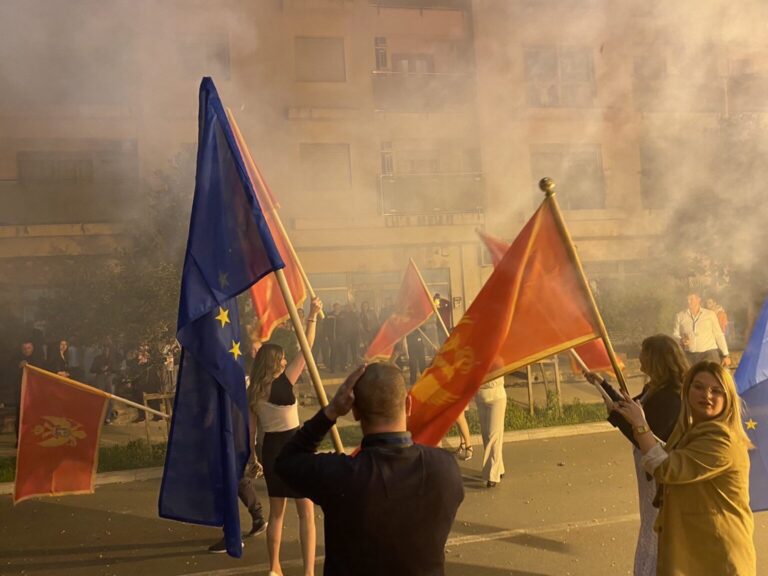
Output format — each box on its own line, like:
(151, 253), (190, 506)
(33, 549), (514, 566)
(676, 361), (753, 447)
(247, 344), (284, 412)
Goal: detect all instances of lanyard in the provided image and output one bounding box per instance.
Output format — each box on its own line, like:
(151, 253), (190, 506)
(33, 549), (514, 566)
(688, 310), (701, 335)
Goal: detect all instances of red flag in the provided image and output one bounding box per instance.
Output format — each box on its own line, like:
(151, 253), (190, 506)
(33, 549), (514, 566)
(479, 229), (620, 374)
(227, 110), (307, 341)
(14, 366), (108, 503)
(409, 198), (600, 445)
(365, 260), (435, 360)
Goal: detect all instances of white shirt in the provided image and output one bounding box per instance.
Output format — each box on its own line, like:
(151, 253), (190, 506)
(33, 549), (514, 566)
(672, 308), (729, 356)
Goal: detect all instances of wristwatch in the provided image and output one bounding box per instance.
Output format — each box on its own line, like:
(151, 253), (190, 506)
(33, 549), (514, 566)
(633, 425), (650, 435)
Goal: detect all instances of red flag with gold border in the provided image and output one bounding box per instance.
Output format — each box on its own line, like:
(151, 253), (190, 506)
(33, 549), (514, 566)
(14, 365), (108, 503)
(409, 198), (600, 445)
(227, 110), (307, 341)
(478, 229), (621, 374)
(365, 260), (435, 360)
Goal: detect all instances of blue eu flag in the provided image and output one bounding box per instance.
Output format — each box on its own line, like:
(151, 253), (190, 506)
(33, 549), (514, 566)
(735, 297), (768, 512)
(158, 77), (284, 557)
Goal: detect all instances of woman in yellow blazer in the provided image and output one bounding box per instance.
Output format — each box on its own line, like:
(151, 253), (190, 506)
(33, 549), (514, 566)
(614, 361), (755, 576)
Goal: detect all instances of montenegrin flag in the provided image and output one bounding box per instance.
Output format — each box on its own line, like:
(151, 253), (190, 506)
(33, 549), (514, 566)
(14, 365), (108, 504)
(227, 110), (307, 342)
(409, 197), (601, 445)
(478, 230), (620, 374)
(365, 259), (435, 361)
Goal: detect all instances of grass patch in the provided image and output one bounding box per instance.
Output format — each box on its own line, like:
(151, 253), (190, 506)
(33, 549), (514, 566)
(0, 439), (167, 483)
(1, 394), (608, 474)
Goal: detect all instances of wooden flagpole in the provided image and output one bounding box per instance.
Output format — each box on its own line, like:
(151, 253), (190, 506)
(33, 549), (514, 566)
(244, 144), (325, 320)
(539, 177), (628, 394)
(26, 365), (169, 419)
(274, 268), (344, 453)
(410, 258), (451, 339)
(567, 349), (615, 406)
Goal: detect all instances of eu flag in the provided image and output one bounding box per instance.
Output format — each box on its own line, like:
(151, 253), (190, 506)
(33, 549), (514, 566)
(158, 77), (284, 557)
(734, 297), (768, 512)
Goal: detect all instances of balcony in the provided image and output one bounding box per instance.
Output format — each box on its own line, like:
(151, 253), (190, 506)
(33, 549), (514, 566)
(379, 172), (484, 215)
(0, 179), (135, 225)
(372, 70), (474, 112)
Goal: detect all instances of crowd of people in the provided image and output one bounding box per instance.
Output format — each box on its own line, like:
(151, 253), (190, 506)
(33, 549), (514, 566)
(1, 335), (180, 441)
(2, 287), (758, 574)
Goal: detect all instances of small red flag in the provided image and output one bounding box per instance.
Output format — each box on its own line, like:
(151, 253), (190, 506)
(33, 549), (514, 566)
(14, 366), (108, 503)
(227, 110), (307, 341)
(409, 199), (600, 446)
(365, 260), (435, 361)
(478, 229), (621, 374)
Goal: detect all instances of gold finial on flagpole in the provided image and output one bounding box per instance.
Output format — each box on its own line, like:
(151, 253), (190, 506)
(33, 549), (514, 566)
(539, 177), (556, 197)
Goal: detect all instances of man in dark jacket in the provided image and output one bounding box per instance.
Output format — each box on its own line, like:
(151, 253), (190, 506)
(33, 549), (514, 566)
(276, 363), (464, 576)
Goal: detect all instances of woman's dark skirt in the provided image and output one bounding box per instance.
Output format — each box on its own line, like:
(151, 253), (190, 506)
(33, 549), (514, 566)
(261, 427), (301, 499)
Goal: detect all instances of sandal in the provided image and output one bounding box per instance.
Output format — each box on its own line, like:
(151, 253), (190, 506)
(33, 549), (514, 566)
(455, 442), (474, 461)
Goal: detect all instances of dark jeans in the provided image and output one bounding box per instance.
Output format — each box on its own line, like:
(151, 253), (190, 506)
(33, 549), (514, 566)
(237, 478), (264, 523)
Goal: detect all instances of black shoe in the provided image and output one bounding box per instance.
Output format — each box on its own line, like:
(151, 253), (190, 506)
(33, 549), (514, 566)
(207, 538), (244, 553)
(244, 519), (267, 538)
(486, 481), (498, 488)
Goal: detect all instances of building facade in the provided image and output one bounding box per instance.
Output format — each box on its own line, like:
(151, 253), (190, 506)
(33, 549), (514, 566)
(2, 0), (765, 325)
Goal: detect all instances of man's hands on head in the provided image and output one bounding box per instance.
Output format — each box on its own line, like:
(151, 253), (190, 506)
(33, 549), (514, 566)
(325, 364), (366, 422)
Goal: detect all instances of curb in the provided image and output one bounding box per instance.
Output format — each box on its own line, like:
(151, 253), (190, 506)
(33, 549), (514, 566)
(0, 466), (164, 496)
(0, 423), (614, 495)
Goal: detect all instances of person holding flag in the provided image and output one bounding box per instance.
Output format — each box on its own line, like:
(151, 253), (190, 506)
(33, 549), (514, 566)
(614, 362), (756, 575)
(584, 334), (687, 576)
(248, 297), (323, 576)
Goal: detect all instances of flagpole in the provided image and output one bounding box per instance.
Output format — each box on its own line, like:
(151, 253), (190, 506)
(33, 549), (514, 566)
(567, 349), (615, 406)
(539, 177), (629, 394)
(274, 268), (344, 453)
(26, 365), (169, 419)
(410, 258), (451, 339)
(416, 327), (439, 351)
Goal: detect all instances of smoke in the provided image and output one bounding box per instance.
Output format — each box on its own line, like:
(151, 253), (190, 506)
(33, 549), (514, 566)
(1, 0), (767, 308)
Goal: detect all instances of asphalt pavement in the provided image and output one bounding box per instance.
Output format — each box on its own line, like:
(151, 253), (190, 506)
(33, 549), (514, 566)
(2, 427), (766, 576)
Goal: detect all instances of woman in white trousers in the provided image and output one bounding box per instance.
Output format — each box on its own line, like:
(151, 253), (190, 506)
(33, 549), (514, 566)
(475, 376), (507, 488)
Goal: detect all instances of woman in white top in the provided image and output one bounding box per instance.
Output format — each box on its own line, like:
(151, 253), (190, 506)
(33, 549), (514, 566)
(248, 298), (321, 576)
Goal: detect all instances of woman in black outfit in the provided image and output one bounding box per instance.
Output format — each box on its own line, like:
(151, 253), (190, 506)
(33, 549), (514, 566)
(248, 298), (321, 576)
(585, 334), (688, 576)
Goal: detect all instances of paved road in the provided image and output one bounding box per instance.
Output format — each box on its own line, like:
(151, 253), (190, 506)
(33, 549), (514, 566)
(2, 429), (766, 576)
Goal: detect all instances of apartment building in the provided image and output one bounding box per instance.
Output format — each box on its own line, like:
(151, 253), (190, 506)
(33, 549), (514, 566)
(2, 0), (765, 323)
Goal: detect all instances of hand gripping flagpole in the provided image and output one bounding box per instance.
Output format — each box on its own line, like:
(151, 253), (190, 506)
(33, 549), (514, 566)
(539, 177), (629, 395)
(274, 268), (344, 453)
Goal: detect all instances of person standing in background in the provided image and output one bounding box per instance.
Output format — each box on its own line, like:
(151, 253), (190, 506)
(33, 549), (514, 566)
(673, 292), (730, 366)
(475, 376), (507, 488)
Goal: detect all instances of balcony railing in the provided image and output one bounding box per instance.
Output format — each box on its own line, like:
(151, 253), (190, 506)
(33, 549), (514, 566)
(372, 70), (474, 111)
(379, 172), (484, 215)
(0, 179), (134, 225)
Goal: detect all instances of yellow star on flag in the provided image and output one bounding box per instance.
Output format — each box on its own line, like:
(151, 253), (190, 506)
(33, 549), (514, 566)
(229, 341), (242, 361)
(218, 271), (229, 289)
(746, 418), (758, 430)
(215, 307), (230, 328)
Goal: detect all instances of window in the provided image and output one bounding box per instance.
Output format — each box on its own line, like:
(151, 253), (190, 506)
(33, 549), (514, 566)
(18, 152), (93, 185)
(392, 53), (435, 74)
(524, 46), (595, 108)
(530, 145), (605, 209)
(375, 37), (388, 71)
(380, 142), (394, 175)
(300, 143), (351, 189)
(639, 142), (672, 209)
(295, 37), (346, 82)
